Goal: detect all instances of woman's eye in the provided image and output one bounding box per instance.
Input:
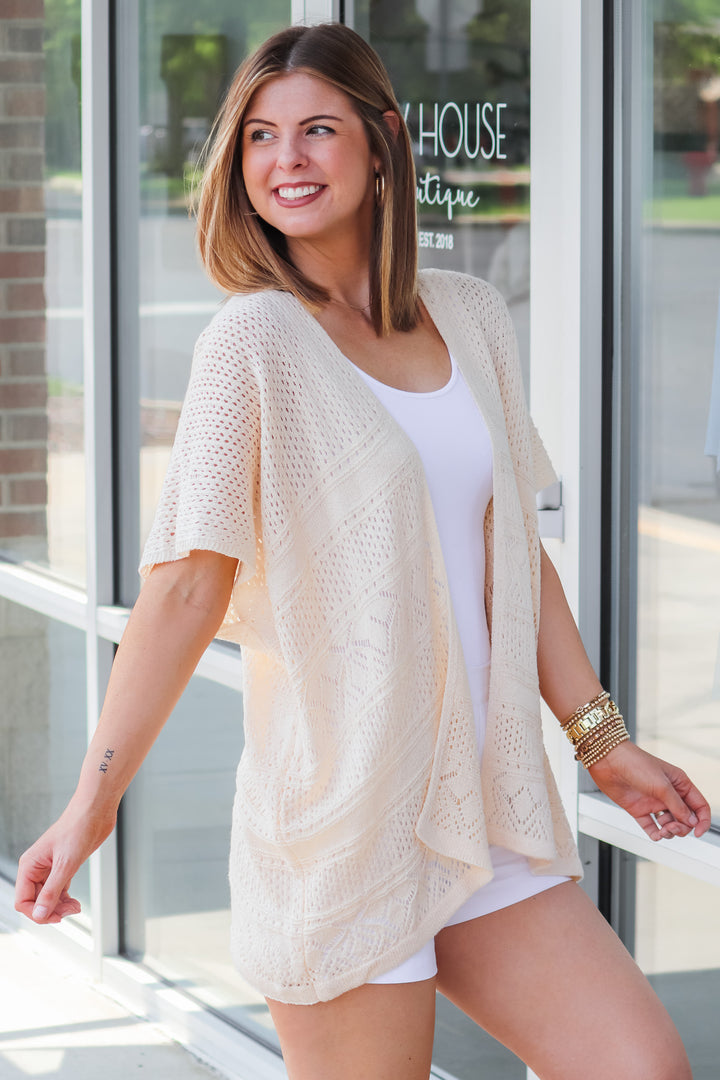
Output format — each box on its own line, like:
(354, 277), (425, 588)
(248, 129), (273, 142)
(307, 124), (333, 136)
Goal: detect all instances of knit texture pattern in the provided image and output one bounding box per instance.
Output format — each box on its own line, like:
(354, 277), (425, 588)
(140, 269), (582, 1003)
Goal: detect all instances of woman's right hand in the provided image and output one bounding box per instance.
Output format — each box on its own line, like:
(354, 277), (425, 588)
(15, 800), (117, 924)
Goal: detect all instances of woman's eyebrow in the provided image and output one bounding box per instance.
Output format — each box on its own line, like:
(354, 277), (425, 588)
(244, 113), (344, 127)
(299, 114), (343, 124)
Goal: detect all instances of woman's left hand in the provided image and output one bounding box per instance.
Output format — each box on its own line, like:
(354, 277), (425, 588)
(588, 741), (712, 841)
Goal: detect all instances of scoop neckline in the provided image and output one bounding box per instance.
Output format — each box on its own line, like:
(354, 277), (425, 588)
(347, 352), (458, 398)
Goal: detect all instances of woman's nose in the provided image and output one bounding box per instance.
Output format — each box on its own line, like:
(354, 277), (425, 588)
(276, 135), (308, 171)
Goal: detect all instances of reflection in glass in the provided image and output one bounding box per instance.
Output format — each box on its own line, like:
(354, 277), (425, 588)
(636, 859), (720, 1080)
(360, 0), (531, 379)
(635, 3), (720, 817)
(434, 994), (525, 1080)
(0, 0), (86, 584)
(120, 0), (292, 1047)
(0, 597), (90, 922)
(137, 2), (291, 592)
(360, 6), (533, 1074)
(120, 670), (280, 1046)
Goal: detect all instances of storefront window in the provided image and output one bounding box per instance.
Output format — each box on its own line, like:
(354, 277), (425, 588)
(358, 0), (531, 384)
(358, 4), (531, 1075)
(0, 597), (89, 922)
(134, 1), (291, 602)
(614, 6), (720, 1074)
(635, 859), (720, 1076)
(635, 2), (720, 817)
(120, 0), (292, 1045)
(0, 0), (85, 586)
(119, 672), (278, 1045)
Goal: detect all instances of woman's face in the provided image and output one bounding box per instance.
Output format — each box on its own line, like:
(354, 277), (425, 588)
(241, 72), (379, 249)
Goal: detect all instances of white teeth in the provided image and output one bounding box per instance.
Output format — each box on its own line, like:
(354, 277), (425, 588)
(277, 184), (322, 200)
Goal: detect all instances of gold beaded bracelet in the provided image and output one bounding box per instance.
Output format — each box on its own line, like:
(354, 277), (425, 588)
(572, 713), (626, 754)
(581, 730), (630, 769)
(561, 693), (631, 769)
(576, 718), (627, 754)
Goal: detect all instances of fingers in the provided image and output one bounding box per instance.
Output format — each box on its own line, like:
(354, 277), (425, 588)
(14, 849), (47, 918)
(663, 763), (713, 837)
(31, 887), (81, 923)
(639, 809), (691, 842)
(679, 784), (713, 838)
(635, 761), (700, 841)
(638, 811), (683, 842)
(638, 766), (712, 842)
(31, 865), (79, 923)
(15, 849), (80, 924)
(655, 776), (699, 831)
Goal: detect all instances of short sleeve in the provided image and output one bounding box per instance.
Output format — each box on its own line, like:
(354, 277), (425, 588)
(139, 314), (261, 584)
(475, 277), (557, 494)
(529, 418), (558, 494)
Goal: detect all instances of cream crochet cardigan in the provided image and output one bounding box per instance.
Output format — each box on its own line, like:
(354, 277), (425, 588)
(140, 269), (582, 1004)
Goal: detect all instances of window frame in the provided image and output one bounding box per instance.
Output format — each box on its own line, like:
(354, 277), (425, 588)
(2, 3), (719, 1079)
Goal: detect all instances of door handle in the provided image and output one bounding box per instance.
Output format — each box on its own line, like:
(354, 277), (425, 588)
(537, 480), (564, 540)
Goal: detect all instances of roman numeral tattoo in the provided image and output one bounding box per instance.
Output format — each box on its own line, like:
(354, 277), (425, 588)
(98, 747), (115, 773)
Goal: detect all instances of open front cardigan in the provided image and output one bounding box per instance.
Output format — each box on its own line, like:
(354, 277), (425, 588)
(140, 269), (582, 1004)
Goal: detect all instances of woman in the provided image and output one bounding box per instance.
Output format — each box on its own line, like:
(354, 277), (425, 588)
(16, 23), (710, 1080)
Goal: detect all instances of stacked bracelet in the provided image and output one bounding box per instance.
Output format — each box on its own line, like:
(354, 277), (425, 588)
(561, 693), (630, 769)
(577, 719), (630, 768)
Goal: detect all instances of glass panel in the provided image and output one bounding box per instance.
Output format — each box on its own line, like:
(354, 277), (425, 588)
(361, 5), (532, 1074)
(0, 597), (90, 924)
(120, 671), (279, 1046)
(133, 1), (292, 603)
(434, 996), (525, 1079)
(121, 0), (292, 1047)
(635, 2), (720, 818)
(0, 0), (86, 585)
(358, 0), (532, 385)
(635, 859), (720, 1080)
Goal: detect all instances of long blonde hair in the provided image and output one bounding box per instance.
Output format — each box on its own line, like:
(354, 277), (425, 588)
(195, 23), (419, 335)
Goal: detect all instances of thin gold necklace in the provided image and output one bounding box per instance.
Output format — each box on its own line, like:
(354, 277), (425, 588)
(328, 295), (372, 315)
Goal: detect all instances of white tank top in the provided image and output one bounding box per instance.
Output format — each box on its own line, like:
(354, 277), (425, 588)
(351, 354), (494, 677)
(352, 356), (570, 934)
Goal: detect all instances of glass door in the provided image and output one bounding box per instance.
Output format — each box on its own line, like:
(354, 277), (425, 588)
(633, 0), (720, 833)
(358, 4), (532, 1075)
(355, 0), (532, 387)
(588, 4), (720, 1074)
(623, 1), (720, 1069)
(115, 0), (292, 1050)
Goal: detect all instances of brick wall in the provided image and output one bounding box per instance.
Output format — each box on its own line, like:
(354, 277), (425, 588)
(0, 0), (47, 560)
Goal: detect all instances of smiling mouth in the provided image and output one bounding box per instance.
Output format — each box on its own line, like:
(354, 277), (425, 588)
(275, 184), (324, 200)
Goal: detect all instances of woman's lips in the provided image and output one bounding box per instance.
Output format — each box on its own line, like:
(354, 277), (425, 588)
(273, 183), (326, 207)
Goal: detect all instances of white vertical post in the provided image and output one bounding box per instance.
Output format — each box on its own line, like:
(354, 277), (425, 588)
(81, 0), (119, 972)
(529, 0), (604, 848)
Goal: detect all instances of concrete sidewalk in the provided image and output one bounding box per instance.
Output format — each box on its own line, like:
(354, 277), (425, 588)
(0, 921), (222, 1080)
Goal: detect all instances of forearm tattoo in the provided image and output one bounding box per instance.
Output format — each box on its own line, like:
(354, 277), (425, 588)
(98, 748), (115, 773)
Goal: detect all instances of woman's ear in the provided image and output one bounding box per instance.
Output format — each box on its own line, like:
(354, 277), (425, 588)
(382, 109), (400, 141)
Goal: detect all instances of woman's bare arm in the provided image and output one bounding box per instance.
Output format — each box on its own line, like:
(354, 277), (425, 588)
(536, 543), (711, 841)
(15, 549), (238, 924)
(535, 544), (603, 720)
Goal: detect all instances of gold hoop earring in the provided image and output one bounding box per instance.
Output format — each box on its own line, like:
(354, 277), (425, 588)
(375, 171), (385, 206)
